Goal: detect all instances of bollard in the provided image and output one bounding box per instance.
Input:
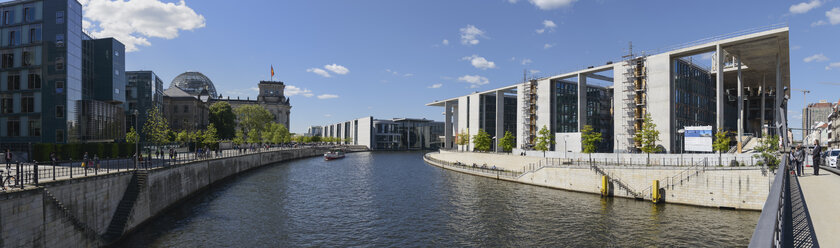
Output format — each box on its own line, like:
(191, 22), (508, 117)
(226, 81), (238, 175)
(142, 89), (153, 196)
(52, 160), (56, 181)
(34, 162), (38, 186)
(601, 176), (609, 197)
(651, 180), (661, 203)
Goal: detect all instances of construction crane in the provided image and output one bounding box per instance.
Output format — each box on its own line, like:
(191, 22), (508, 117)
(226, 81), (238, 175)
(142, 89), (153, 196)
(791, 88), (810, 139)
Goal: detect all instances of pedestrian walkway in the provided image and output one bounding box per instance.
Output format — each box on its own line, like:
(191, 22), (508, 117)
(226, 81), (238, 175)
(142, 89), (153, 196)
(798, 167), (840, 247)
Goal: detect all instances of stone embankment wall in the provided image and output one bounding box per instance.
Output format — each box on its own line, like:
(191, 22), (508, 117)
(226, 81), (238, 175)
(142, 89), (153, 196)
(0, 147), (355, 247)
(426, 152), (771, 210)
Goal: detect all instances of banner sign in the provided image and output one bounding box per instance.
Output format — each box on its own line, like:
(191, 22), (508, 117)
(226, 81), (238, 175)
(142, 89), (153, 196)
(684, 126), (713, 152)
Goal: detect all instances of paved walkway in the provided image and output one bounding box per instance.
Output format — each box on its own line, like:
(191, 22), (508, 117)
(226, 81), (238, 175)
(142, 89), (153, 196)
(798, 167), (840, 247)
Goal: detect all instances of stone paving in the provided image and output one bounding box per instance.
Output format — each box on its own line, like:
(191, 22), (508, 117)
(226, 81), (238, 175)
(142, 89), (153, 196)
(798, 166), (840, 247)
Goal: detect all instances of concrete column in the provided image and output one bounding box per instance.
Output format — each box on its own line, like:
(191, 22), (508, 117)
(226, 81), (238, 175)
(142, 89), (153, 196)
(444, 101), (453, 149)
(495, 90), (505, 152)
(775, 52), (782, 135)
(737, 54), (743, 153)
(577, 74), (587, 131)
(716, 44), (725, 131)
(760, 75), (765, 138)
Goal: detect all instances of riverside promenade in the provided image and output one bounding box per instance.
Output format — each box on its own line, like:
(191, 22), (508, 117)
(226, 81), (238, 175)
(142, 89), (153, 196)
(798, 166), (840, 246)
(0, 145), (367, 247)
(425, 150), (773, 210)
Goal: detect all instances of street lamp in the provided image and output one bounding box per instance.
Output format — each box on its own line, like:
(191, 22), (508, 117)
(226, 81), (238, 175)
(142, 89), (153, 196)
(677, 129), (685, 166)
(563, 135), (568, 158)
(133, 109), (139, 169)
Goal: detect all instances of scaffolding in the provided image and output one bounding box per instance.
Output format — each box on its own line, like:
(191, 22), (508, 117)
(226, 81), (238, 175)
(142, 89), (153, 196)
(620, 56), (646, 151)
(521, 79), (537, 148)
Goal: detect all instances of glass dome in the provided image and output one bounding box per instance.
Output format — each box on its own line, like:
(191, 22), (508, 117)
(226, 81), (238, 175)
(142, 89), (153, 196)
(170, 72), (217, 98)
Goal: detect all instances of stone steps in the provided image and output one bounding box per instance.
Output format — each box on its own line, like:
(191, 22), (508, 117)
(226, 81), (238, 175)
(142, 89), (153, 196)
(103, 170), (147, 241)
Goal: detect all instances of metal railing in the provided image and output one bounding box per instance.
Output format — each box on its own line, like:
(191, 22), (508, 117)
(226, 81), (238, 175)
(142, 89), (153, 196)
(1, 144), (343, 191)
(423, 153), (521, 179)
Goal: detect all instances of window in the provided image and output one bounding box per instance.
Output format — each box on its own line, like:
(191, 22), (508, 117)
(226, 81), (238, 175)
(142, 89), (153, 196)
(27, 71), (40, 89)
(24, 7), (33, 22)
(7, 118), (19, 137)
(8, 30), (18, 46)
(3, 11), (12, 25)
(56, 34), (64, 47)
(28, 119), (40, 137)
(56, 11), (64, 24)
(173, 105), (178, 113)
(115, 69), (119, 75)
(6, 73), (20, 90)
(29, 26), (41, 42)
(55, 81), (65, 93)
(183, 105), (189, 113)
(22, 49), (33, 66)
(55, 56), (64, 70)
(56, 129), (64, 143)
(56, 105), (64, 118)
(1, 53), (12, 68)
(0, 94), (12, 113)
(21, 93), (34, 113)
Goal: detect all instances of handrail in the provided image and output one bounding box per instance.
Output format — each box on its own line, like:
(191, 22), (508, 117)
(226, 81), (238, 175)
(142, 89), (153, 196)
(748, 156), (789, 247)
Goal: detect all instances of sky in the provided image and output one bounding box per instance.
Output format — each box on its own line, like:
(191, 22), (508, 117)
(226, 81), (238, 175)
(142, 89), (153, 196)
(61, 0), (840, 133)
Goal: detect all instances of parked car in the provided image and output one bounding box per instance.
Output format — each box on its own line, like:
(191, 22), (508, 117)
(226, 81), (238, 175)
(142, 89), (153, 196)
(828, 149), (840, 168)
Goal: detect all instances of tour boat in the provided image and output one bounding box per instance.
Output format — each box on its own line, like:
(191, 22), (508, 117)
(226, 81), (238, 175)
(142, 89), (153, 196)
(324, 150), (345, 160)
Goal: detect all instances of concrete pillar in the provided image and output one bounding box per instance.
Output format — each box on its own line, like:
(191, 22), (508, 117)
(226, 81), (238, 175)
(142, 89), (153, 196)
(716, 44), (725, 131)
(444, 101), (453, 149)
(495, 90), (505, 152)
(775, 52), (782, 135)
(737, 54), (743, 153)
(577, 74), (587, 131)
(760, 75), (765, 138)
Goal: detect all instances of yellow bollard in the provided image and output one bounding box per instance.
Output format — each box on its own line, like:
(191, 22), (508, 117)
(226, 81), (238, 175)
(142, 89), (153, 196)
(651, 180), (660, 203)
(601, 176), (609, 197)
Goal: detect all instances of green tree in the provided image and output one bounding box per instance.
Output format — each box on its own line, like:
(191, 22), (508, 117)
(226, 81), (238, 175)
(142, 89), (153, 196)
(713, 129), (731, 166)
(534, 125), (555, 157)
(498, 131), (516, 152)
(203, 124), (219, 148)
(581, 125), (602, 165)
(234, 105), (273, 141)
(209, 101), (236, 139)
(142, 106), (171, 146)
(754, 135), (780, 170)
(456, 130), (470, 151)
(126, 127), (140, 144)
(247, 128), (261, 144)
(344, 137), (353, 144)
(176, 131), (189, 144)
(311, 135), (321, 143)
(472, 129), (492, 152)
(233, 129), (245, 145)
(634, 113), (660, 165)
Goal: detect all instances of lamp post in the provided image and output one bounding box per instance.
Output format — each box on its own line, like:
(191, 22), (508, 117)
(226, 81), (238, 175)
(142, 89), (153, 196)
(563, 135), (568, 158)
(133, 109), (139, 170)
(677, 129), (685, 166)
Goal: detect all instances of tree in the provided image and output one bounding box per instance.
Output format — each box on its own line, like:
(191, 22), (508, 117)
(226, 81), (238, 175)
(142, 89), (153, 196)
(126, 127), (139, 144)
(456, 130), (470, 151)
(344, 137), (353, 144)
(209, 101), (236, 139)
(311, 136), (321, 143)
(247, 128), (261, 144)
(534, 125), (555, 157)
(712, 129), (731, 166)
(176, 131), (189, 144)
(498, 131), (515, 152)
(233, 129), (245, 145)
(142, 106), (171, 146)
(472, 129), (492, 152)
(581, 125), (602, 165)
(754, 135), (780, 170)
(634, 113), (660, 165)
(203, 124), (219, 148)
(234, 105), (273, 140)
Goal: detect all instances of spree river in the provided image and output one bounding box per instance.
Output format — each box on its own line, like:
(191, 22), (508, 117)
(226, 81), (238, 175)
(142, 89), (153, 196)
(120, 151), (759, 247)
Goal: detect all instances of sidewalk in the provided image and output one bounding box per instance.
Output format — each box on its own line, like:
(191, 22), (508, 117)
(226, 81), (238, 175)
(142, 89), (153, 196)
(797, 168), (840, 247)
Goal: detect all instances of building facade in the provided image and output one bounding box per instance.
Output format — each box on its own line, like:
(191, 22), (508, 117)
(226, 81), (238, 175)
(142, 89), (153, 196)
(428, 26), (790, 154)
(321, 117), (444, 150)
(162, 86), (209, 131)
(827, 101), (840, 149)
(125, 70), (163, 137)
(802, 100), (835, 140)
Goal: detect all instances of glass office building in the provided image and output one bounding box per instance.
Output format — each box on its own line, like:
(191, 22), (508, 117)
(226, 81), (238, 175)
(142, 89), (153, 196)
(373, 118), (444, 150)
(553, 80), (613, 152)
(672, 59), (716, 152)
(125, 71), (163, 134)
(478, 94), (516, 150)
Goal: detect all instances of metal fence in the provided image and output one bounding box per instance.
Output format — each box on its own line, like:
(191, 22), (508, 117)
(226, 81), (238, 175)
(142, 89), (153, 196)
(423, 153), (520, 179)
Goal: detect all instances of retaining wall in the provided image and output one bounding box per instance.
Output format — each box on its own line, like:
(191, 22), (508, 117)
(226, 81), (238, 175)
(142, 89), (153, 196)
(0, 147), (338, 247)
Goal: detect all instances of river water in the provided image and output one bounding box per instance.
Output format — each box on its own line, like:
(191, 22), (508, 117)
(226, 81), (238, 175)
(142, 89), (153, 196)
(119, 151), (759, 247)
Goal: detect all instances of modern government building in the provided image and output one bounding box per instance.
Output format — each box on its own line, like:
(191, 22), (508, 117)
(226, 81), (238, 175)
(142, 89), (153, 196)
(320, 117), (444, 150)
(428, 26), (790, 154)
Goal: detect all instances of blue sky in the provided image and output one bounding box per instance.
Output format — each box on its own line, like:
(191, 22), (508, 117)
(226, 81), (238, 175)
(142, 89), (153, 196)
(74, 0), (840, 133)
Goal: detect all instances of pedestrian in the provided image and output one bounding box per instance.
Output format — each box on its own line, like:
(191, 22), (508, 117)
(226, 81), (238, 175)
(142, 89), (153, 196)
(4, 148), (11, 171)
(83, 152), (89, 170)
(795, 145), (805, 176)
(812, 140), (822, 176)
(94, 154), (100, 171)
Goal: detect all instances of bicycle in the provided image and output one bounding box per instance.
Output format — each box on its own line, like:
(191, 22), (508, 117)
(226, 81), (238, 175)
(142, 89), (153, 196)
(1, 170), (16, 191)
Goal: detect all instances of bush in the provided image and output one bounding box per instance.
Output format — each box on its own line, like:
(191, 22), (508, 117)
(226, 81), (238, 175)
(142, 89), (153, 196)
(33, 143), (136, 161)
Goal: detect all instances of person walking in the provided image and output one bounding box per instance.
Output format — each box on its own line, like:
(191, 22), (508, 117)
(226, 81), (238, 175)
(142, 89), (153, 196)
(4, 148), (11, 171)
(93, 154), (100, 171)
(795, 145), (805, 176)
(812, 140), (822, 176)
(83, 152), (89, 170)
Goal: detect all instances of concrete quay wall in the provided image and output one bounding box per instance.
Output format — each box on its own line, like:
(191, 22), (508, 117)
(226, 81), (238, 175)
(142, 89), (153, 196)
(0, 147), (342, 247)
(427, 152), (772, 210)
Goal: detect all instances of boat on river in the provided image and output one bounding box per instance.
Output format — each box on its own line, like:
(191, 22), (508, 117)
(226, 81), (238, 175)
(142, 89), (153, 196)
(324, 150), (345, 160)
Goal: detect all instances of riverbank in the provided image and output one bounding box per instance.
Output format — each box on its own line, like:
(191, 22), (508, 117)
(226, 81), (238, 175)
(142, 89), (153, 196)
(0, 146), (366, 247)
(424, 150), (772, 210)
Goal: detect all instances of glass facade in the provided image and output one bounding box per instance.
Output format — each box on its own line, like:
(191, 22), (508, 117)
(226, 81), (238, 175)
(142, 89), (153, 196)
(170, 71), (217, 98)
(673, 59), (715, 152)
(478, 94), (516, 150)
(372, 119), (443, 150)
(553, 80), (613, 152)
(554, 81), (578, 132)
(125, 70), (163, 134)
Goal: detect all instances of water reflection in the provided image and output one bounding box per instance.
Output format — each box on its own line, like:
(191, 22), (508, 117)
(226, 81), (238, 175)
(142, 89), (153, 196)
(119, 151), (758, 247)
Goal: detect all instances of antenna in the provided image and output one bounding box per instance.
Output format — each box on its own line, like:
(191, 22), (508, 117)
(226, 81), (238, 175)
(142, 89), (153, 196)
(622, 41), (634, 59)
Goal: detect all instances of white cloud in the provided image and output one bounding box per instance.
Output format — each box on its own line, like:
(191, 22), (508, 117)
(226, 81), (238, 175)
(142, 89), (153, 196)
(536, 20), (557, 34)
(442, 39), (449, 45)
(457, 75), (490, 88)
(804, 53), (829, 63)
(81, 0), (206, 52)
(828, 7), (840, 25)
(404, 73), (414, 77)
(317, 94), (339, 99)
(324, 114), (332, 117)
(826, 62), (840, 70)
(529, 69), (541, 74)
(700, 53), (714, 60)
(528, 0), (577, 10)
(324, 64), (349, 75)
(462, 55), (497, 70)
(429, 83), (443, 89)
(285, 85), (313, 97)
(812, 20), (828, 26)
(508, 0), (518, 3)
(306, 68), (331, 78)
(385, 69), (412, 77)
(544, 43), (555, 49)
(459, 25), (486, 45)
(521, 58), (533, 65)
(790, 0), (822, 14)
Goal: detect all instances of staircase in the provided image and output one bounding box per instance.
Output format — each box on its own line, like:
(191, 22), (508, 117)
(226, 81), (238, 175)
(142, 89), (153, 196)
(43, 189), (101, 243)
(103, 170), (147, 241)
(590, 165), (643, 199)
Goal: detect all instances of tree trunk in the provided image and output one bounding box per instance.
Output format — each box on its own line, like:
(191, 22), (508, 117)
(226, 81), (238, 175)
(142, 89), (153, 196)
(647, 152), (650, 165)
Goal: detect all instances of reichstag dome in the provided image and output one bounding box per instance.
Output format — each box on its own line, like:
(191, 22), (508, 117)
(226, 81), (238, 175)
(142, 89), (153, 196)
(170, 72), (217, 98)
